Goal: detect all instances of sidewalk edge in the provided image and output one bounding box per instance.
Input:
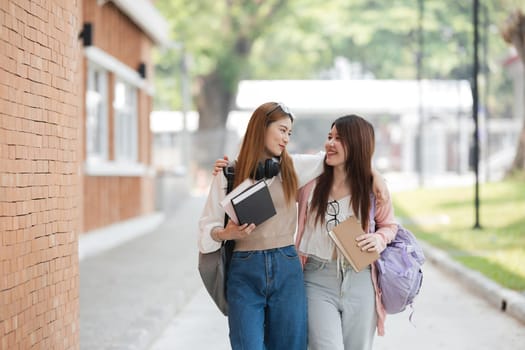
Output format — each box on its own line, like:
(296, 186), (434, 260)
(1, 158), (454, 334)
(421, 241), (525, 325)
(79, 211), (165, 261)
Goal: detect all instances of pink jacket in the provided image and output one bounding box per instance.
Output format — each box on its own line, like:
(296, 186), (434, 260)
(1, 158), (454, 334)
(295, 180), (397, 336)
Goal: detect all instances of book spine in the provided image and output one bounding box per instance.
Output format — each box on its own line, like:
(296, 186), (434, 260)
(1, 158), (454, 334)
(328, 231), (358, 272)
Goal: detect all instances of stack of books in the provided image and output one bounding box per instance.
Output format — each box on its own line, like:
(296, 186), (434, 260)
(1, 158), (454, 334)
(221, 179), (276, 225)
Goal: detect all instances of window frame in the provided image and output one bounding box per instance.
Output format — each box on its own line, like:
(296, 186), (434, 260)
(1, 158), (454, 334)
(85, 62), (109, 162)
(113, 79), (139, 163)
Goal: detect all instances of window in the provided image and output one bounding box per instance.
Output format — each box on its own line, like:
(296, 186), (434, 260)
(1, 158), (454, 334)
(114, 80), (138, 162)
(86, 63), (108, 161)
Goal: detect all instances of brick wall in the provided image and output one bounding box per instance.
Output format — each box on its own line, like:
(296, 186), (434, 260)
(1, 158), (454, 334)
(83, 177), (147, 231)
(81, 0), (155, 232)
(83, 0), (145, 72)
(0, 1), (82, 349)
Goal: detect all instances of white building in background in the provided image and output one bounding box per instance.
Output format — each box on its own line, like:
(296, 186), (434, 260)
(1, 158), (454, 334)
(150, 110), (199, 173)
(151, 79), (518, 182)
(235, 79), (474, 178)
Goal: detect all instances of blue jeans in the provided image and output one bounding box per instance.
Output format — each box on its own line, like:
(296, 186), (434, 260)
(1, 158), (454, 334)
(226, 245), (307, 350)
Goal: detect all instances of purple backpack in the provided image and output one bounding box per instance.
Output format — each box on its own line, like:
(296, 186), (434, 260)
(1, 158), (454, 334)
(370, 197), (425, 314)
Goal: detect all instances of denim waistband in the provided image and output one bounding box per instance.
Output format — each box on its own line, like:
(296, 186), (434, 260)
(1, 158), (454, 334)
(233, 244), (295, 254)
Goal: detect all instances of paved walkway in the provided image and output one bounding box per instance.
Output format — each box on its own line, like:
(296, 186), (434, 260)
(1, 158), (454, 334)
(80, 193), (204, 350)
(80, 174), (525, 350)
(149, 257), (525, 350)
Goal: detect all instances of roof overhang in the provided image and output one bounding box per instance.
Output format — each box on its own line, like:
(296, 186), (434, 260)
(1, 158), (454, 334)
(104, 0), (170, 48)
(236, 80), (473, 117)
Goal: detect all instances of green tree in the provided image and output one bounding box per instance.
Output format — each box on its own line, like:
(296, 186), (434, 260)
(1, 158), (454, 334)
(153, 0), (514, 166)
(501, 8), (525, 172)
(155, 0), (296, 165)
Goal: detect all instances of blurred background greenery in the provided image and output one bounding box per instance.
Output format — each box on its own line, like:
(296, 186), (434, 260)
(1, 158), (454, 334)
(393, 174), (525, 291)
(154, 0), (518, 118)
(151, 0), (525, 293)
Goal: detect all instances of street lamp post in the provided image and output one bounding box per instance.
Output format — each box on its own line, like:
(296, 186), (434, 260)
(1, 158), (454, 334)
(417, 0), (425, 187)
(482, 3), (491, 181)
(164, 41), (192, 177)
(473, 0), (482, 229)
(179, 45), (191, 174)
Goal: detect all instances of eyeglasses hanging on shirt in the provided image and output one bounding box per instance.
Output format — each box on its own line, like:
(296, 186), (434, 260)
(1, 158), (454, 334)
(325, 199), (340, 233)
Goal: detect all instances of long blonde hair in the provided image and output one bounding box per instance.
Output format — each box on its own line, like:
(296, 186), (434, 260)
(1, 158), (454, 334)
(234, 102), (298, 204)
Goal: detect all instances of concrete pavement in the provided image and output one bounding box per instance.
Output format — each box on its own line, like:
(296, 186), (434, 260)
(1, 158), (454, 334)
(80, 191), (204, 349)
(80, 173), (525, 350)
(149, 260), (525, 350)
(146, 202), (525, 349)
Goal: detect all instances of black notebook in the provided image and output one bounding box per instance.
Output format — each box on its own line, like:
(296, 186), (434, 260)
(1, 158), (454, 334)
(230, 180), (276, 225)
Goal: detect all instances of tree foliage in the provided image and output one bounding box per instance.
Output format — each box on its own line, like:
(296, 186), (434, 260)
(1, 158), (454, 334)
(153, 0), (518, 146)
(501, 8), (525, 64)
(501, 7), (525, 171)
(154, 0), (294, 125)
(155, 1), (511, 103)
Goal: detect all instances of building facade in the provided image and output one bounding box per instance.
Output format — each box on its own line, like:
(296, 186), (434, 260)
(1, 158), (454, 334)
(0, 0), (167, 348)
(81, 0), (168, 233)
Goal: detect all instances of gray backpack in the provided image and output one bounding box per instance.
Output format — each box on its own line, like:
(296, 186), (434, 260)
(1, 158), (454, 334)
(370, 196), (425, 314)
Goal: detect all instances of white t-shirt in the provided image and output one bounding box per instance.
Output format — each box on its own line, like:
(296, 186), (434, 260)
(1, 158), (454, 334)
(298, 190), (355, 261)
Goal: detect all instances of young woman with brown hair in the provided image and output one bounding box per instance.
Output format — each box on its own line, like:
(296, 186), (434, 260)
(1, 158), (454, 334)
(199, 102), (322, 350)
(297, 114), (397, 349)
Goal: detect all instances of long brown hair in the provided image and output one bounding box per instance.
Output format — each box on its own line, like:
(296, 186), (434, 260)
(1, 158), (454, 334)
(234, 102), (298, 204)
(310, 114), (375, 231)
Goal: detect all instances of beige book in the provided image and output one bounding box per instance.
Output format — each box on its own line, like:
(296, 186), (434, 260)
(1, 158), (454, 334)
(328, 216), (380, 272)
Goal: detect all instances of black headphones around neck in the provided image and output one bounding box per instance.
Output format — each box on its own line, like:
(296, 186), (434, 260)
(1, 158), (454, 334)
(253, 158), (280, 180)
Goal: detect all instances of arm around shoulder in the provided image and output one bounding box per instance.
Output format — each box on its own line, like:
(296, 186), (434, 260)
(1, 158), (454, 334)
(292, 151), (325, 187)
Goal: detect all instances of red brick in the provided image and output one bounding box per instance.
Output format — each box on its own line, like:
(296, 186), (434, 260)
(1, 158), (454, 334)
(0, 1), (157, 348)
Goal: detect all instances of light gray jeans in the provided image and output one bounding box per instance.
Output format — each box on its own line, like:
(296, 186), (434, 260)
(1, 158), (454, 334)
(303, 256), (376, 350)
